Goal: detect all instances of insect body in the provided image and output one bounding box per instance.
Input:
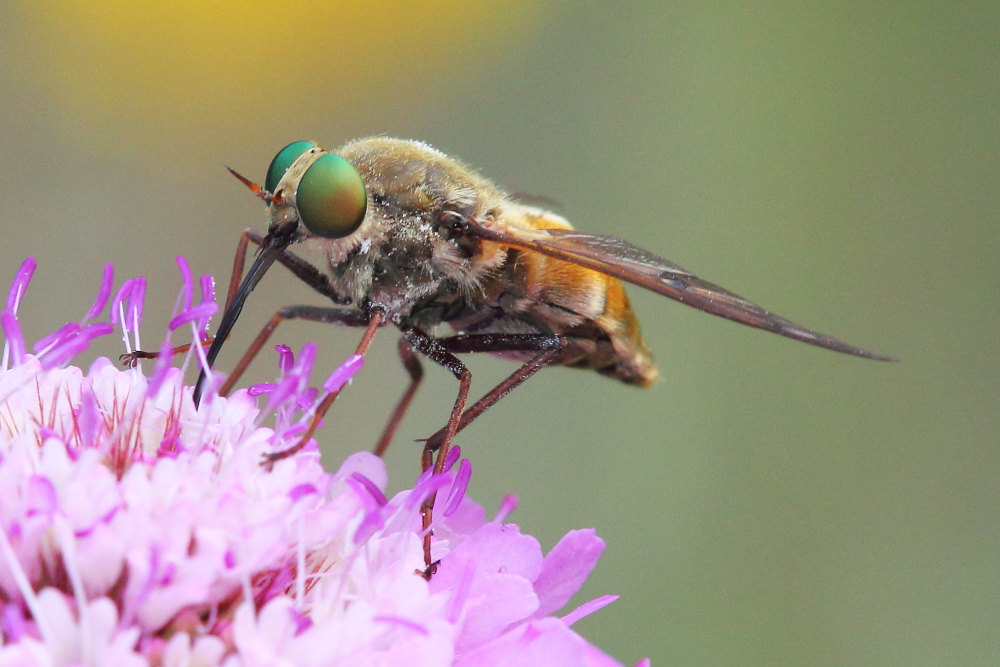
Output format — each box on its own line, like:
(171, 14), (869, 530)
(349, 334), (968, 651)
(194, 137), (892, 573)
(262, 137), (658, 383)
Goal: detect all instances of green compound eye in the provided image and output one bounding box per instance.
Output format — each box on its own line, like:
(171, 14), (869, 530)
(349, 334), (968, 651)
(265, 141), (315, 193)
(296, 154), (367, 239)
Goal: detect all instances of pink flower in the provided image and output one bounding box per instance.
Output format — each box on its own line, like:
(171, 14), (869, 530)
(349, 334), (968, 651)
(0, 258), (646, 665)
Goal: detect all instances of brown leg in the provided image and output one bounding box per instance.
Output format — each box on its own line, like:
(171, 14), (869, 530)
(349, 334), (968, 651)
(372, 337), (423, 457)
(395, 327), (472, 575)
(262, 308), (385, 464)
(400, 331), (564, 576)
(120, 340), (214, 367)
(422, 333), (564, 451)
(216, 305), (369, 398)
(222, 230), (253, 311)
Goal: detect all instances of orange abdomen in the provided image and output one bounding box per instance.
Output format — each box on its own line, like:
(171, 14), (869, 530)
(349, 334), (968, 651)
(513, 244), (659, 386)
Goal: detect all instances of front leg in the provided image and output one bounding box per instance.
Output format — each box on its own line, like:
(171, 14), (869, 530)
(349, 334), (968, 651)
(260, 307), (385, 465)
(372, 336), (423, 458)
(214, 305), (371, 399)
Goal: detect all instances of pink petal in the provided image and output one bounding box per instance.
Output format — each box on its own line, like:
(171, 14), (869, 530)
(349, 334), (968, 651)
(456, 617), (622, 667)
(456, 575), (538, 652)
(560, 594), (618, 626)
(533, 529), (605, 618)
(438, 522), (543, 584)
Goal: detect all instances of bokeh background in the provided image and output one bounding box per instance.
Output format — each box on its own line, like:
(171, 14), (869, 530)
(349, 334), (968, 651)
(2, 2), (996, 664)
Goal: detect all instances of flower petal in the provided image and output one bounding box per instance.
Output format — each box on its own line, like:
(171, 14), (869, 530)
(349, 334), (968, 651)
(533, 528), (606, 618)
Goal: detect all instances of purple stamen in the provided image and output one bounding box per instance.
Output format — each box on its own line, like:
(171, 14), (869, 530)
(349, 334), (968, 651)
(264, 342), (318, 411)
(83, 322), (114, 339)
(83, 263), (114, 321)
(198, 274), (215, 335)
(175, 256), (193, 312)
(126, 277), (146, 333)
(443, 445), (462, 472)
(39, 323), (112, 370)
(254, 570), (294, 606)
(6, 258), (35, 314)
(493, 494), (518, 523)
(156, 440), (180, 459)
(278, 422), (308, 441)
(293, 342), (317, 381)
(405, 473), (452, 512)
(323, 354), (363, 393)
(39, 336), (91, 371)
(442, 458), (472, 517)
(199, 274), (215, 305)
(247, 383), (277, 397)
(34, 323), (81, 355)
(263, 374), (299, 410)
(415, 466), (432, 486)
(275, 345), (294, 374)
(296, 387), (318, 411)
(1, 311), (26, 366)
(110, 279), (135, 326)
(350, 472), (388, 507)
(167, 303), (217, 331)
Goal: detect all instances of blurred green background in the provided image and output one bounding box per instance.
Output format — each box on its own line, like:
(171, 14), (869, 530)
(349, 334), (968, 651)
(1, 2), (996, 664)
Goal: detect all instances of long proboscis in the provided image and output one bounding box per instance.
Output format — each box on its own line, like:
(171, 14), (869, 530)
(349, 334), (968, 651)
(192, 235), (291, 406)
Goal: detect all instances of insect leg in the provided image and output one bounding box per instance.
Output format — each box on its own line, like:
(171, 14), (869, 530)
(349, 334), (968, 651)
(369, 334), (560, 459)
(217, 305), (370, 398)
(120, 341), (211, 367)
(262, 307), (385, 465)
(372, 337), (423, 457)
(421, 333), (564, 451)
(396, 327), (474, 575)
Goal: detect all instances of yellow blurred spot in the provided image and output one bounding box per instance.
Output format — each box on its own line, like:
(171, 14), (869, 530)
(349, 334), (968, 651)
(22, 1), (548, 147)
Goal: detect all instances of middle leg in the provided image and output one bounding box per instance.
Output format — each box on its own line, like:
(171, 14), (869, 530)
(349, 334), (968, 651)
(399, 331), (565, 575)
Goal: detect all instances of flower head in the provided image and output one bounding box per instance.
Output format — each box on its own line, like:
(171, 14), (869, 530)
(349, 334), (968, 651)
(0, 258), (643, 665)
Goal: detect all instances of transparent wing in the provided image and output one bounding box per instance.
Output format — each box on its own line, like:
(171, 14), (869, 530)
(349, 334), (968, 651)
(462, 218), (894, 361)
